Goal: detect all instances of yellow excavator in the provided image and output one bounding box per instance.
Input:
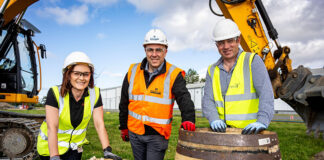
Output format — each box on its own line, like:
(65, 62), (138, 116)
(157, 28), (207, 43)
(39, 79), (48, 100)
(209, 0), (324, 138)
(0, 0), (46, 159)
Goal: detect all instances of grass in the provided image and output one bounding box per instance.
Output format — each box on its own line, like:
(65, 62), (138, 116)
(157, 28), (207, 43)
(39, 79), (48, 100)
(3, 109), (324, 160)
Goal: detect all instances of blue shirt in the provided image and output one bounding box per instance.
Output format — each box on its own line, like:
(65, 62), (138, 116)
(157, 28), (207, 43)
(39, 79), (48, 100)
(145, 61), (165, 82)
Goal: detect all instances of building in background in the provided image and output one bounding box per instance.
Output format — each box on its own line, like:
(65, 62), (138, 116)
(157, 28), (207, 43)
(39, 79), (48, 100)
(86, 68), (324, 113)
(100, 83), (295, 113)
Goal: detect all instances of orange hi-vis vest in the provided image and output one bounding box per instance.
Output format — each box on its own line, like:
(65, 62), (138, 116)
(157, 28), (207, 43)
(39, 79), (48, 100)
(127, 62), (184, 139)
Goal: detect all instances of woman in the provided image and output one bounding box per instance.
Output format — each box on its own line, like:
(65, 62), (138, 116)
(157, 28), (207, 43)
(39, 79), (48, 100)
(37, 51), (121, 160)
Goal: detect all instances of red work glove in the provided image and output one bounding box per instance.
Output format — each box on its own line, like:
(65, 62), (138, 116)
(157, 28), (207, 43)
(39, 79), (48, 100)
(181, 121), (196, 131)
(120, 129), (129, 141)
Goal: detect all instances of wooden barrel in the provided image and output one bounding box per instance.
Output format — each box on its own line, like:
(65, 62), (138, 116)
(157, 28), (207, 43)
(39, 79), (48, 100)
(175, 128), (281, 160)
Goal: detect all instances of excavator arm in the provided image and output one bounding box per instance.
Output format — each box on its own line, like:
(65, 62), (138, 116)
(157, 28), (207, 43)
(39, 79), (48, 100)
(210, 0), (324, 137)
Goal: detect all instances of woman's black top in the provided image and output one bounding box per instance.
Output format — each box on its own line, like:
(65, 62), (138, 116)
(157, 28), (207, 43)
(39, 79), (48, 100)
(45, 87), (103, 128)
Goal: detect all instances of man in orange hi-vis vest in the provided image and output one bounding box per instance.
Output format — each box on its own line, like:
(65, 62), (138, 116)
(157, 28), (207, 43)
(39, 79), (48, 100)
(119, 29), (196, 160)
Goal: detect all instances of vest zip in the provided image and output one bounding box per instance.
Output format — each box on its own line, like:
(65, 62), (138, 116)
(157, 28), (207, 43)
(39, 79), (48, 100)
(223, 95), (226, 124)
(68, 128), (76, 149)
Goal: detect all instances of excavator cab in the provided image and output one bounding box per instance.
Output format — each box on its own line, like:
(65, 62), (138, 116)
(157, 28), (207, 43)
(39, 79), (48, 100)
(0, 21), (46, 103)
(0, 0), (45, 104)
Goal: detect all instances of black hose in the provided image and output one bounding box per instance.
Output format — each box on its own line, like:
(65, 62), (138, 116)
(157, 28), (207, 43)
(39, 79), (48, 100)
(209, 0), (223, 16)
(221, 0), (246, 4)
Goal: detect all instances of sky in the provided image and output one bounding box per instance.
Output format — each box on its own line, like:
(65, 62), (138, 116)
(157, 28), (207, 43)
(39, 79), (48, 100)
(21, 0), (324, 99)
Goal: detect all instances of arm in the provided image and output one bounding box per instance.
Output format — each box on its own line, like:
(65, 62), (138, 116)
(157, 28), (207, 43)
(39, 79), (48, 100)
(93, 106), (122, 160)
(251, 55), (274, 127)
(46, 105), (59, 157)
(93, 106), (110, 149)
(202, 71), (220, 124)
(172, 73), (195, 123)
(119, 73), (129, 130)
(44, 88), (60, 157)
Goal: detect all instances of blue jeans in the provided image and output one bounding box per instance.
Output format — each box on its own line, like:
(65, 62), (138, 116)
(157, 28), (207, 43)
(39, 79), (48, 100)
(129, 131), (169, 160)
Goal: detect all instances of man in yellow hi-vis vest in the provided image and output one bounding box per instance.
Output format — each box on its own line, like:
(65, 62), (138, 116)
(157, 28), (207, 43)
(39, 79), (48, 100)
(202, 19), (274, 134)
(119, 29), (196, 160)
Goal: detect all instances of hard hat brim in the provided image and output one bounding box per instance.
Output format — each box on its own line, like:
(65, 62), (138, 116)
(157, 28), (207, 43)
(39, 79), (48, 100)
(213, 31), (241, 41)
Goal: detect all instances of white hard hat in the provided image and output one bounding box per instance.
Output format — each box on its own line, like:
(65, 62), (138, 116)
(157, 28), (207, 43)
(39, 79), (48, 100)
(212, 19), (241, 41)
(62, 51), (93, 73)
(143, 29), (168, 47)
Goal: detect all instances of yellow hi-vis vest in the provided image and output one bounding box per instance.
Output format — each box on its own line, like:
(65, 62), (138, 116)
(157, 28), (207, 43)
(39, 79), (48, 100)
(127, 62), (184, 139)
(208, 52), (259, 128)
(37, 86), (99, 156)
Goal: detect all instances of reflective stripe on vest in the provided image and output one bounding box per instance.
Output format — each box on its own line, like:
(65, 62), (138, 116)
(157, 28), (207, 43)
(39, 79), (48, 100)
(57, 136), (87, 150)
(127, 62), (182, 139)
(39, 131), (87, 150)
(37, 86), (99, 156)
(128, 63), (176, 105)
(129, 110), (172, 125)
(208, 52), (259, 128)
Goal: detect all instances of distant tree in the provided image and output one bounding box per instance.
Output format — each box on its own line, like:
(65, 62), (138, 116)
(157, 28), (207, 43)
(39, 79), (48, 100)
(33, 96), (46, 108)
(185, 68), (199, 84)
(200, 78), (206, 83)
(35, 96), (47, 107)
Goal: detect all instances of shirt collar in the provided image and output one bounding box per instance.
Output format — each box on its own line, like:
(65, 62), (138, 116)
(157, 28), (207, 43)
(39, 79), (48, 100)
(145, 61), (164, 74)
(140, 57), (167, 75)
(69, 87), (89, 102)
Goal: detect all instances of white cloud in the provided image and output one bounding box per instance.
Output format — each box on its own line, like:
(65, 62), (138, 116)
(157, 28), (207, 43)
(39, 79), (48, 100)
(79, 0), (119, 7)
(128, 0), (324, 68)
(285, 39), (324, 69)
(45, 5), (89, 26)
(263, 0), (324, 42)
(96, 33), (106, 39)
(128, 0), (219, 52)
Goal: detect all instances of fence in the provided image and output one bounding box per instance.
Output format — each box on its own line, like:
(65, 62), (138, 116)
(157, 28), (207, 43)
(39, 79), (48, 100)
(100, 83), (295, 113)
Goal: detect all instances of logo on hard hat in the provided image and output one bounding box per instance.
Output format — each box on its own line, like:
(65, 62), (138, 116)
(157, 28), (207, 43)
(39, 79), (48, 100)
(150, 35), (159, 41)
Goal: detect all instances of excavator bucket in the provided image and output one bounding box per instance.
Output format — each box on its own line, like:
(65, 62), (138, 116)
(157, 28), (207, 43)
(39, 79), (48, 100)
(279, 66), (324, 138)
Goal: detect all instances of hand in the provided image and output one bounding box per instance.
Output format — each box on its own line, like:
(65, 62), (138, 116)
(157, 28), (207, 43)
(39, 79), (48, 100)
(120, 129), (129, 141)
(50, 156), (60, 160)
(210, 120), (226, 132)
(103, 146), (122, 160)
(241, 122), (266, 134)
(181, 121), (195, 131)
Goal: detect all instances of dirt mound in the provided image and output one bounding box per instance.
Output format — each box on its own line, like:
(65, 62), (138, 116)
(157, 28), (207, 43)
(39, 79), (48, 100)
(0, 102), (15, 109)
(314, 151), (324, 160)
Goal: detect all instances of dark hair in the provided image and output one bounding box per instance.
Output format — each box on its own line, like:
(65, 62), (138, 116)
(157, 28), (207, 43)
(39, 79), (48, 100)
(60, 64), (94, 97)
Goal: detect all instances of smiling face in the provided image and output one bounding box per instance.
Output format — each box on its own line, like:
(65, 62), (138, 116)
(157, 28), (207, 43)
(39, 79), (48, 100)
(69, 64), (92, 91)
(216, 37), (241, 61)
(144, 44), (167, 72)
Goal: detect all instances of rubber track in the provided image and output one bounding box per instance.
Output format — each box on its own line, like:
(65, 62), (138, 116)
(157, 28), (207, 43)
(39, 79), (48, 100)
(0, 118), (42, 160)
